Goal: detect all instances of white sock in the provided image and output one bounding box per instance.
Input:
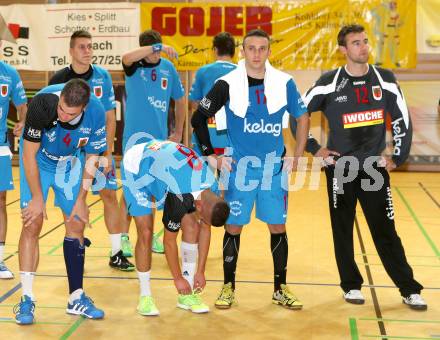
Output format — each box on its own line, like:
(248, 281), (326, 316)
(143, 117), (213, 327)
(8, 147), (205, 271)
(181, 241), (198, 289)
(20, 272), (35, 300)
(0, 243), (4, 262)
(109, 233), (122, 256)
(69, 288), (84, 304)
(137, 271), (151, 296)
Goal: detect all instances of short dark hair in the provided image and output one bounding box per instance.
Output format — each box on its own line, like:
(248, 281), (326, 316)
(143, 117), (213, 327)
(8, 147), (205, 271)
(70, 30), (92, 48)
(213, 32), (235, 57)
(243, 29), (270, 47)
(211, 201), (230, 227)
(337, 24), (365, 46)
(139, 29), (162, 47)
(61, 79), (90, 107)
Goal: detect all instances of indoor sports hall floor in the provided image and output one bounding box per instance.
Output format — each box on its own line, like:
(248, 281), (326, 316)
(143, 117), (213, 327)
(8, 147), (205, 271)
(1, 167), (439, 339)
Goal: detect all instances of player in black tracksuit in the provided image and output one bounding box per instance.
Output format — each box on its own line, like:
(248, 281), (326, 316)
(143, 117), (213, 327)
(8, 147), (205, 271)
(298, 24), (426, 310)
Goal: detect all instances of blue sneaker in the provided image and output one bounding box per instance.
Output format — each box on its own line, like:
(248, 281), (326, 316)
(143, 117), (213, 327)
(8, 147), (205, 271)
(14, 295), (35, 325)
(66, 293), (104, 319)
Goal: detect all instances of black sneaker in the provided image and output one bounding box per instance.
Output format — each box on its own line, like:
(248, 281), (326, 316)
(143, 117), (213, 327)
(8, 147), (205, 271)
(109, 250), (135, 271)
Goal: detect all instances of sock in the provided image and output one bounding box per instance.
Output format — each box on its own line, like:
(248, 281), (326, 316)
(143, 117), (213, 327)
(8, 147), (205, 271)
(20, 271), (35, 300)
(0, 242), (4, 262)
(137, 271), (151, 296)
(271, 232), (288, 291)
(223, 231), (240, 289)
(63, 237), (89, 294)
(68, 288), (84, 304)
(181, 241), (198, 289)
(109, 233), (122, 256)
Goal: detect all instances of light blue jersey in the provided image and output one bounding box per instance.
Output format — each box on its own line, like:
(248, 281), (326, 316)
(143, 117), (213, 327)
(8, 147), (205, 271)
(0, 61), (27, 146)
(189, 61), (236, 154)
(122, 59), (185, 150)
(20, 83), (107, 214)
(87, 65), (116, 112)
(225, 79), (306, 165)
(0, 61), (26, 192)
(122, 139), (216, 216)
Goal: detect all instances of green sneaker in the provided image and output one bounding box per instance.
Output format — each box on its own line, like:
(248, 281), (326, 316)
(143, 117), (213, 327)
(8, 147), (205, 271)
(121, 234), (133, 257)
(215, 283), (235, 309)
(137, 296), (159, 316)
(152, 230), (164, 254)
(177, 291), (209, 313)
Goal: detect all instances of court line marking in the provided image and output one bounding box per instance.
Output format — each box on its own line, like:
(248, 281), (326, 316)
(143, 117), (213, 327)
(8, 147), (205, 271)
(59, 317), (86, 340)
(395, 187), (440, 258)
(0, 318), (69, 325)
(359, 318), (440, 324)
(354, 217), (387, 338)
(28, 273), (440, 290)
(356, 253), (440, 259)
(355, 262), (440, 268)
(361, 335), (438, 339)
(0, 283), (21, 303)
(6, 198), (19, 206)
(419, 182), (440, 209)
(350, 318), (359, 340)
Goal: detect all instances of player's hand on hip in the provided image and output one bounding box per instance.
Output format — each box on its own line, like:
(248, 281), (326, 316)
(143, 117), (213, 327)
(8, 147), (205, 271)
(13, 122), (24, 137)
(315, 147), (340, 167)
(22, 197), (47, 228)
(174, 276), (192, 295)
(67, 198), (90, 226)
(379, 156), (397, 172)
(163, 45), (178, 60)
(193, 272), (206, 291)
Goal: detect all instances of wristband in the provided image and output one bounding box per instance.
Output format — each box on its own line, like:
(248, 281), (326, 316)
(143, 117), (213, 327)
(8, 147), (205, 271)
(152, 43), (162, 52)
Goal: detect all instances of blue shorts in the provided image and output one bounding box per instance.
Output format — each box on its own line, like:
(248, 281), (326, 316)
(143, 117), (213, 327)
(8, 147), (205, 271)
(20, 158), (83, 216)
(224, 165), (288, 226)
(0, 152), (13, 192)
(91, 156), (118, 194)
(121, 164), (166, 217)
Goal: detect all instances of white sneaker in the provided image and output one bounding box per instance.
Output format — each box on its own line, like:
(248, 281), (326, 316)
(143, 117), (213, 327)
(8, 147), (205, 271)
(343, 290), (365, 304)
(402, 294), (427, 311)
(0, 262), (13, 279)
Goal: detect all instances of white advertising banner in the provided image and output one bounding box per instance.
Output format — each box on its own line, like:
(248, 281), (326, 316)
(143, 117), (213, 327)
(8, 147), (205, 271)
(0, 3), (140, 71)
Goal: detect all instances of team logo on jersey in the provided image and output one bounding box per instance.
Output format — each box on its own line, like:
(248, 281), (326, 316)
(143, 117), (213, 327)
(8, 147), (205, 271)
(77, 137), (89, 148)
(1, 84), (8, 97)
(372, 86), (382, 101)
(93, 86), (103, 99)
(342, 109), (384, 129)
(161, 77), (168, 90)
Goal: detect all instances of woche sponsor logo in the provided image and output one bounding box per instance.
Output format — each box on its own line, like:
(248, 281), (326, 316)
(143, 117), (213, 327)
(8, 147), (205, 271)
(342, 109), (384, 129)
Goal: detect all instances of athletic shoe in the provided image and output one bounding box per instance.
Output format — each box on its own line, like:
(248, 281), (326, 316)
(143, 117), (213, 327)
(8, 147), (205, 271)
(343, 289), (365, 305)
(109, 250), (135, 271)
(14, 295), (35, 325)
(402, 294), (427, 311)
(137, 296), (160, 316)
(121, 234), (133, 257)
(152, 231), (164, 254)
(272, 284), (303, 310)
(215, 282), (235, 309)
(66, 293), (104, 319)
(0, 261), (13, 279)
(177, 291), (209, 313)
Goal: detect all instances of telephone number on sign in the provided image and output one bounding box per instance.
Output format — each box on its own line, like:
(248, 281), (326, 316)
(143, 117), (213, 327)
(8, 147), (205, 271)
(92, 55), (121, 65)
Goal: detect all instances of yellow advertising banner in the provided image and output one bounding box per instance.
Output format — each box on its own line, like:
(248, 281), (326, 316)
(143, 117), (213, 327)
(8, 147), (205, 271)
(140, 0), (416, 71)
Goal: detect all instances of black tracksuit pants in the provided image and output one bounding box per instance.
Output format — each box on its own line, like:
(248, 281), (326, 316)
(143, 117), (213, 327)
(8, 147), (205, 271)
(324, 164), (423, 297)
